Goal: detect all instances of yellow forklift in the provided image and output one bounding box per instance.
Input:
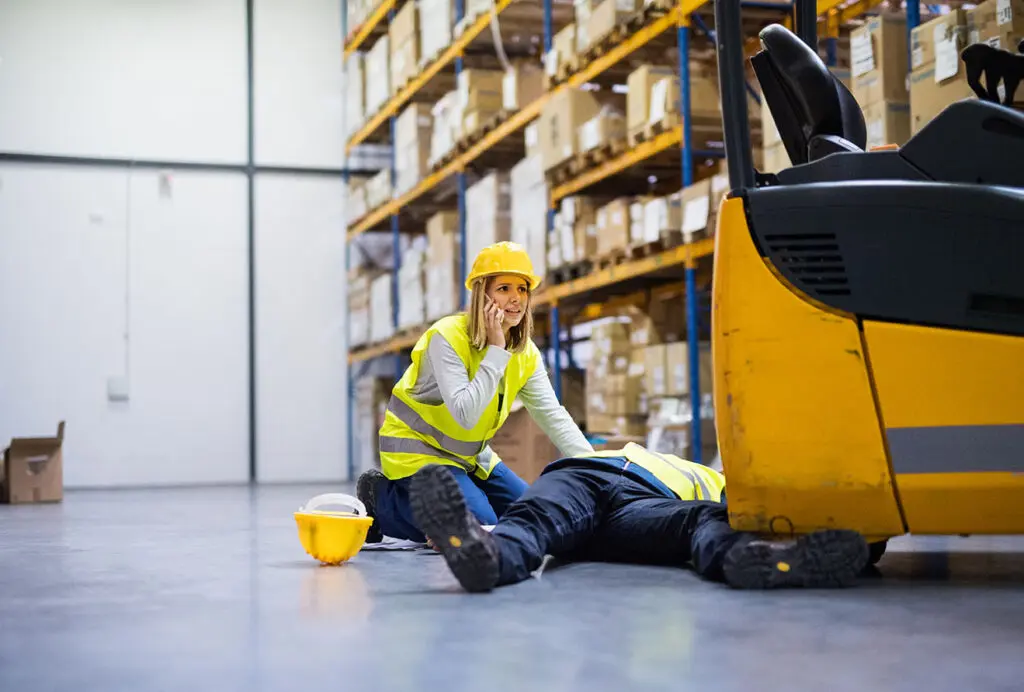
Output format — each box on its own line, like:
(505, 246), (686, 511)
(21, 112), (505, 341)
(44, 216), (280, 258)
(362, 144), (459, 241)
(711, 0), (1024, 556)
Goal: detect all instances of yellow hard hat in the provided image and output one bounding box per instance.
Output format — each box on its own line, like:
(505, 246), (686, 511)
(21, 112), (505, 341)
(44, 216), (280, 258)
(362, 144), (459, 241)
(464, 241), (543, 291)
(294, 493), (374, 565)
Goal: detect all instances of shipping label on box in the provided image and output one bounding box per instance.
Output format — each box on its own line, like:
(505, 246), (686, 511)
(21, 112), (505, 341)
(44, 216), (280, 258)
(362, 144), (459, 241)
(910, 10), (967, 71)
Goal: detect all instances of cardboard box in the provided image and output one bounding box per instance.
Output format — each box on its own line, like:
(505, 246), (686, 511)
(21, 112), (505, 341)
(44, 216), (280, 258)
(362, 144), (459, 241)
(627, 65), (676, 131)
(2, 422), (65, 504)
(398, 242), (428, 329)
(503, 62), (545, 111)
(546, 23), (577, 78)
(968, 0), (1024, 48)
(488, 407), (562, 483)
(665, 341), (712, 396)
(642, 192), (682, 244)
(430, 90), (462, 166)
(851, 15), (908, 107)
(525, 122), (541, 158)
(419, 0), (453, 64)
(761, 94), (781, 147)
(579, 107), (627, 152)
(863, 100), (911, 149)
(681, 179), (712, 243)
(390, 0), (420, 90)
(643, 344), (668, 397)
(370, 273), (394, 342)
(459, 68), (505, 112)
(465, 171), (512, 271)
(345, 53), (366, 138)
(394, 103), (434, 194)
(538, 87), (603, 171)
(366, 35), (391, 114)
(585, 0), (635, 50)
(910, 66), (975, 133)
(910, 9), (967, 72)
(596, 197), (631, 256)
(426, 211), (461, 319)
(511, 155), (549, 278)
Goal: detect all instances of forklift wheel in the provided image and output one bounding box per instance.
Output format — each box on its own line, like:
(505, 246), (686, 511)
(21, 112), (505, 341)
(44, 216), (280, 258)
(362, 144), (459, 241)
(869, 540), (888, 565)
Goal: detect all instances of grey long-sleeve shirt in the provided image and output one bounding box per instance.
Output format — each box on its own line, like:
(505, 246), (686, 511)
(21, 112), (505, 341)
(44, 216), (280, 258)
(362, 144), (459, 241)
(406, 334), (594, 466)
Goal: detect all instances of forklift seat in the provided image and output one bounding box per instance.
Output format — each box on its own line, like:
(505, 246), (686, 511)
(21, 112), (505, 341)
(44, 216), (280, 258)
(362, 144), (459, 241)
(751, 23), (867, 166)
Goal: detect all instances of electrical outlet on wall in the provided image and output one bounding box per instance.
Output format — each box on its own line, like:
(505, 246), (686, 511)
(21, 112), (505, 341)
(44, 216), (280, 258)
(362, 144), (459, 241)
(107, 376), (130, 402)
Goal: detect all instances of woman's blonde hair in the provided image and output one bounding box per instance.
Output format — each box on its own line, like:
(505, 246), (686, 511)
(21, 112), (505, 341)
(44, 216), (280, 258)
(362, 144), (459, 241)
(466, 275), (534, 353)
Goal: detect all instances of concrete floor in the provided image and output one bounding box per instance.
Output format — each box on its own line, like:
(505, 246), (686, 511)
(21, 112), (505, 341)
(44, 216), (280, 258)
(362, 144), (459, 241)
(2, 485), (1023, 692)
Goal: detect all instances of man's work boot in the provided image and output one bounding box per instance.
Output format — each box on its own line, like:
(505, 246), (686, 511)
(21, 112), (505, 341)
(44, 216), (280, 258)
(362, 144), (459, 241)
(722, 529), (869, 589)
(409, 465), (500, 593)
(356, 469), (385, 544)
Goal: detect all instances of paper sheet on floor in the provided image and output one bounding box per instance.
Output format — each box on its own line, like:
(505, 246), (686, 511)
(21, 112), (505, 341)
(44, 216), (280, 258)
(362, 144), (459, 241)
(359, 526), (495, 552)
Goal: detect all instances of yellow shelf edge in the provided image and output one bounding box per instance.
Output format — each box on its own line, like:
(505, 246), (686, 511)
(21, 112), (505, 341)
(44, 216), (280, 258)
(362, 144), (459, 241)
(346, 0), (518, 152)
(344, 0), (397, 58)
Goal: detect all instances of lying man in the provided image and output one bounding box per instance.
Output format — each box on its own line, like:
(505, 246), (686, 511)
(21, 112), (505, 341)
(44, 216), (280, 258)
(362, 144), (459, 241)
(404, 443), (870, 592)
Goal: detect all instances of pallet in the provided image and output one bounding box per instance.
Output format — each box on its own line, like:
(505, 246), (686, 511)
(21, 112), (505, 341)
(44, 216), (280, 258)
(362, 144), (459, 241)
(546, 259), (593, 285)
(625, 230), (683, 258)
(593, 249), (630, 270)
(459, 110), (512, 149)
(627, 113), (681, 147)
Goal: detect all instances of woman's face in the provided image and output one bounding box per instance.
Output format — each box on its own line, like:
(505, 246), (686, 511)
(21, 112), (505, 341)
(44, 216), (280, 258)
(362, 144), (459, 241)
(485, 274), (529, 327)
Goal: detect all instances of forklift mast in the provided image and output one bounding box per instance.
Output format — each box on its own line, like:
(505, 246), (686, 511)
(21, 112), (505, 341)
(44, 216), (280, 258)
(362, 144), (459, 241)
(715, 0), (818, 193)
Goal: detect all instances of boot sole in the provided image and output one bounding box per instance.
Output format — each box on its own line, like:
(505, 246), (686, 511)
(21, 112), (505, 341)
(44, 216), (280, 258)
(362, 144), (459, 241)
(356, 469), (385, 544)
(409, 465), (499, 593)
(724, 529), (870, 590)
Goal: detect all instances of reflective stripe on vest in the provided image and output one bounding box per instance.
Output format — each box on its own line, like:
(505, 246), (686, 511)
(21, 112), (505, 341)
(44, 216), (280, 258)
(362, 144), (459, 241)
(652, 451), (712, 501)
(386, 396), (487, 457)
(378, 436), (470, 468)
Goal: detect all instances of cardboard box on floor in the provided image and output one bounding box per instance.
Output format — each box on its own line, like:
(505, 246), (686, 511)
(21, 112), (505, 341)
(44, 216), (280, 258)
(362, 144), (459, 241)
(2, 422), (65, 504)
(489, 406), (561, 483)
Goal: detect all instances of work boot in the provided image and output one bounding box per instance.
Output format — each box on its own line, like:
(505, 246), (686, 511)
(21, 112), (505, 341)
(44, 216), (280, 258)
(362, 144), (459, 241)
(409, 465), (500, 593)
(356, 469), (385, 544)
(722, 529), (869, 590)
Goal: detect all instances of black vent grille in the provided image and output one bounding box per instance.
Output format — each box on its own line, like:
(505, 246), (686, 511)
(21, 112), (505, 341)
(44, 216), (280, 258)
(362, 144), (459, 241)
(763, 232), (850, 297)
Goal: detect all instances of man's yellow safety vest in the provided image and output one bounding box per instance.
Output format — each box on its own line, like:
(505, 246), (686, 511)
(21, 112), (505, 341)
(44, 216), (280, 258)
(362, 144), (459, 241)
(377, 314), (542, 480)
(582, 443), (727, 502)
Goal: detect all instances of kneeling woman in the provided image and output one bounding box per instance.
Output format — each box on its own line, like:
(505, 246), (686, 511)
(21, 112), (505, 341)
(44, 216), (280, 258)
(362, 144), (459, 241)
(358, 242), (593, 543)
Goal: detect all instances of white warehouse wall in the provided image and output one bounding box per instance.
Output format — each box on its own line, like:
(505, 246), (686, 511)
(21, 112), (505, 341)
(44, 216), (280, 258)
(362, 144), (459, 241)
(254, 174), (347, 483)
(253, 0), (346, 168)
(0, 0), (351, 486)
(0, 164), (251, 487)
(0, 0), (248, 163)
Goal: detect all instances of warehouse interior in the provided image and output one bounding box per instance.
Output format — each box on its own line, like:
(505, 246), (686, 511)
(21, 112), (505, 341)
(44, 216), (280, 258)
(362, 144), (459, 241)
(2, 0), (1024, 689)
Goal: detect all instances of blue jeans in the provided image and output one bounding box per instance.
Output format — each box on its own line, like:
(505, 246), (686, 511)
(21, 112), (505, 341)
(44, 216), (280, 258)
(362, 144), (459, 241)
(490, 462), (741, 586)
(374, 462), (529, 542)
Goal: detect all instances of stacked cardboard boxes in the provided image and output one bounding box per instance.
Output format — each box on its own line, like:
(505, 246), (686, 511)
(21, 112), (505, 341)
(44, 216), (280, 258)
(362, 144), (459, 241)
(345, 53), (366, 138)
(465, 172), (512, 276)
(370, 273), (394, 343)
(586, 319), (645, 436)
(510, 155), (549, 279)
(642, 341), (715, 459)
(596, 197), (631, 256)
(538, 87), (603, 171)
(418, 0), (453, 66)
(347, 178), (369, 224)
(394, 103), (433, 195)
(503, 61), (545, 111)
(390, 1), (419, 93)
(640, 191), (682, 245)
(425, 211), (462, 321)
(545, 23), (578, 82)
(460, 69), (505, 138)
(365, 168), (393, 210)
(348, 269), (373, 349)
(852, 14), (912, 146)
(430, 91), (461, 167)
(579, 106), (627, 153)
(627, 64), (721, 137)
(366, 35), (391, 115)
(584, 0), (640, 51)
(969, 0), (1024, 56)
(551, 196), (599, 268)
(909, 10), (974, 134)
(397, 240), (428, 330)
(353, 377), (393, 476)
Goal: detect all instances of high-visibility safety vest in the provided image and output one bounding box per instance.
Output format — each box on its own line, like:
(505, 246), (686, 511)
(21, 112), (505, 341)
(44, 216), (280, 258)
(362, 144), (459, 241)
(377, 314), (542, 480)
(583, 443), (727, 502)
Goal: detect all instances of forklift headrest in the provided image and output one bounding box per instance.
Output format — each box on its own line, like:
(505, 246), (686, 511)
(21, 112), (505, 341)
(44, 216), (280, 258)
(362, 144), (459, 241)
(752, 24), (867, 165)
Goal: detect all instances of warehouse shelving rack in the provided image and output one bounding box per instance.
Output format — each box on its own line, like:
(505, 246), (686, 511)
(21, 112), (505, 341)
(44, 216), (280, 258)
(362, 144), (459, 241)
(341, 0), (921, 478)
